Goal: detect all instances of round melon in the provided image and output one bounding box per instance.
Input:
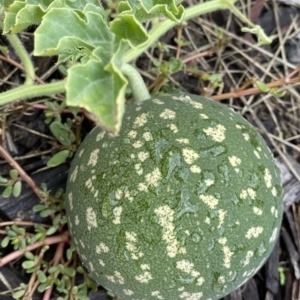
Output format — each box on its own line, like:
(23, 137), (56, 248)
(65, 94), (283, 300)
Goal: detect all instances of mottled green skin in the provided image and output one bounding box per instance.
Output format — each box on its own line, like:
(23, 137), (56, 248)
(66, 94), (283, 300)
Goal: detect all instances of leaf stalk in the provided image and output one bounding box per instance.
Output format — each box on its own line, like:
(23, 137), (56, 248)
(6, 34), (36, 85)
(121, 63), (150, 102)
(0, 80), (65, 106)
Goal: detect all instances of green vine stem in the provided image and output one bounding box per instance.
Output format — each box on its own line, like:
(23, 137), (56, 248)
(6, 34), (36, 85)
(0, 80), (65, 106)
(121, 63), (150, 102)
(124, 0), (270, 62)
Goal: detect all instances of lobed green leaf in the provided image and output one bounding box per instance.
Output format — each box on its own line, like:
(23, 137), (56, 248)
(117, 0), (184, 22)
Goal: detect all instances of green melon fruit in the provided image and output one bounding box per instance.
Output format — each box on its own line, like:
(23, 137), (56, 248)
(65, 94), (283, 300)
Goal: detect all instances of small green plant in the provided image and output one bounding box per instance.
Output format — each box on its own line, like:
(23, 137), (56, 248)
(0, 169), (22, 198)
(0, 186), (97, 300)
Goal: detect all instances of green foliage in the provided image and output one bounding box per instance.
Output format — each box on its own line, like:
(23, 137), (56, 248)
(0, 169), (22, 198)
(0, 0), (272, 134)
(152, 57), (183, 76)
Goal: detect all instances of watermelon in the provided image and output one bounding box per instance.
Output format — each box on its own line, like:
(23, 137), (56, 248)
(65, 94), (283, 300)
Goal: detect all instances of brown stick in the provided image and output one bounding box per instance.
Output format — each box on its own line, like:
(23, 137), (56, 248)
(0, 145), (45, 202)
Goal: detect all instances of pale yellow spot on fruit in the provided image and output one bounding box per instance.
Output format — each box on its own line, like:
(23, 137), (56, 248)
(85, 178), (93, 191)
(133, 141), (144, 148)
(96, 242), (109, 254)
(79, 149), (84, 157)
(154, 205), (185, 257)
(240, 188), (256, 200)
(236, 124), (242, 129)
(218, 237), (234, 269)
(152, 99), (164, 105)
(176, 138), (189, 144)
(190, 165), (201, 173)
(138, 182), (148, 192)
(189, 101), (203, 109)
(243, 250), (254, 266)
(271, 206), (278, 218)
(134, 113), (148, 127)
(136, 106), (141, 111)
(98, 259), (105, 266)
(141, 264), (150, 270)
(203, 124), (226, 142)
(218, 237), (227, 245)
(86, 207), (97, 230)
(145, 168), (162, 187)
(160, 108), (176, 119)
(178, 95), (203, 109)
(135, 271), (153, 283)
(143, 132), (153, 141)
(269, 228), (278, 242)
(182, 148), (199, 164)
(88, 149), (100, 166)
(205, 217), (211, 224)
(151, 291), (164, 299)
(168, 123), (178, 133)
(253, 206), (262, 215)
(123, 289), (134, 296)
(89, 262), (95, 272)
(271, 187), (277, 197)
(124, 190), (134, 202)
(68, 192), (73, 210)
(248, 188), (256, 199)
(200, 113), (208, 119)
(79, 240), (85, 249)
(199, 194), (219, 209)
(128, 130), (137, 139)
(254, 150), (261, 159)
(75, 215), (79, 225)
(264, 168), (272, 188)
(112, 206), (123, 224)
(106, 275), (116, 283)
(243, 133), (250, 141)
(135, 163), (143, 175)
(245, 226), (263, 239)
(138, 151), (149, 162)
(217, 209), (227, 228)
(115, 189), (123, 200)
(176, 260), (194, 273)
(228, 156), (241, 167)
(70, 166), (78, 182)
(223, 245), (234, 268)
(96, 131), (105, 141)
(114, 271), (124, 284)
(205, 179), (214, 186)
(125, 231), (143, 260)
(179, 291), (203, 300)
(196, 277), (205, 286)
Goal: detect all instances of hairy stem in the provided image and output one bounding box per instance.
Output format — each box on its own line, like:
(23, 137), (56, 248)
(0, 80), (65, 106)
(6, 34), (36, 85)
(121, 63), (150, 102)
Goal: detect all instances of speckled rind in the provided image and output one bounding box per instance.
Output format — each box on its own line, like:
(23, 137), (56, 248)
(66, 94), (283, 300)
